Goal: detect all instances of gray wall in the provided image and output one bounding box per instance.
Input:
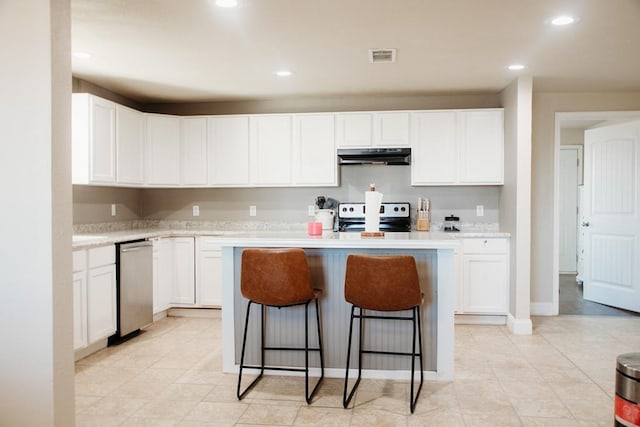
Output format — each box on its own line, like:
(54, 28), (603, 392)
(140, 166), (499, 225)
(73, 186), (142, 224)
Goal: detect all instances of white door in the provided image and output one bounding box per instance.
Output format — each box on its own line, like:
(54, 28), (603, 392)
(171, 237), (195, 305)
(87, 264), (117, 343)
(583, 120), (640, 312)
(411, 111), (457, 185)
(292, 114), (337, 186)
(146, 114), (181, 185)
(208, 116), (250, 185)
(336, 113), (372, 147)
(373, 112), (410, 147)
(116, 105), (145, 184)
(249, 115), (292, 185)
(559, 147), (580, 272)
(181, 117), (208, 186)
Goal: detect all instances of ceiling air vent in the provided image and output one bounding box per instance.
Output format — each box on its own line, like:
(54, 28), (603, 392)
(369, 48), (396, 63)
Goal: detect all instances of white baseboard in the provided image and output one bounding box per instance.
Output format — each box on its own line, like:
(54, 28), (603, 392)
(168, 307), (221, 319)
(455, 314), (506, 325)
(507, 313), (532, 335)
(530, 302), (556, 316)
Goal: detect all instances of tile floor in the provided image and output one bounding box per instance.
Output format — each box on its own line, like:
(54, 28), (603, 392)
(75, 312), (640, 426)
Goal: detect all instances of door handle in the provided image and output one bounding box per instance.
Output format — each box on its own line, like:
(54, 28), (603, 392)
(581, 221), (590, 227)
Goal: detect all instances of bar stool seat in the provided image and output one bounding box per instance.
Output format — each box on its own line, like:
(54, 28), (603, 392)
(342, 254), (424, 413)
(237, 248), (324, 404)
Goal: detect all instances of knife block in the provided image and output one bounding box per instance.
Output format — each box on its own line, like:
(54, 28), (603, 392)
(416, 211), (430, 231)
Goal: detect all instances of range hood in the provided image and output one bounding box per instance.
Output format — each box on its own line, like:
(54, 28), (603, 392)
(337, 147), (411, 165)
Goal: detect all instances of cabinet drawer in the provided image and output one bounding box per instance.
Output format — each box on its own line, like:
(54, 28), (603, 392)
(88, 245), (115, 268)
(463, 238), (507, 254)
(73, 250), (86, 272)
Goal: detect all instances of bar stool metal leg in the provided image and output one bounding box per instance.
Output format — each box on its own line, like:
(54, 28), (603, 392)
(410, 306), (424, 413)
(237, 302), (265, 400)
(343, 305), (363, 408)
(305, 298), (325, 404)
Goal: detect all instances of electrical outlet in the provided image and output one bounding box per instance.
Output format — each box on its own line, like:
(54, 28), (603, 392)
(476, 205), (484, 217)
(192, 205), (200, 217)
(308, 205), (316, 216)
(111, 204), (116, 217)
(249, 205), (257, 217)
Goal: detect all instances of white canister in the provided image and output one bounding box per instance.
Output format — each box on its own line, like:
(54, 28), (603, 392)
(314, 209), (335, 230)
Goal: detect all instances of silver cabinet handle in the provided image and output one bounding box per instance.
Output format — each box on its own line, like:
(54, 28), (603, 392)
(581, 221), (590, 227)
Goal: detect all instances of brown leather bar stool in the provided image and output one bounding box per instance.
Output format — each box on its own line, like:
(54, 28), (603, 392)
(237, 248), (324, 403)
(342, 254), (424, 413)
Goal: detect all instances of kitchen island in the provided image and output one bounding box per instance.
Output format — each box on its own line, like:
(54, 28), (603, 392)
(219, 231), (460, 382)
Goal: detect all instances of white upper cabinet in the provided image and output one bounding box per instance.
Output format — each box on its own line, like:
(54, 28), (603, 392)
(292, 114), (337, 186)
(116, 105), (145, 185)
(250, 115), (292, 186)
(411, 111), (457, 185)
(146, 114), (181, 185)
(457, 110), (504, 184)
(336, 113), (372, 148)
(72, 94), (116, 184)
(208, 116), (250, 186)
(373, 112), (410, 147)
(337, 112), (410, 148)
(181, 117), (208, 186)
(411, 109), (504, 186)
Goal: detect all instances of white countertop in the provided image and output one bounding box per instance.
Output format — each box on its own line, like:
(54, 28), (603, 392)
(72, 228), (509, 250)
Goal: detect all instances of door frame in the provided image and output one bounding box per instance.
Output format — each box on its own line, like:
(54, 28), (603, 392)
(552, 111), (640, 315)
(559, 144), (582, 274)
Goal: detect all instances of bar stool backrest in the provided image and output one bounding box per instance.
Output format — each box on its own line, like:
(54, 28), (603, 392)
(241, 248), (315, 306)
(344, 254), (421, 311)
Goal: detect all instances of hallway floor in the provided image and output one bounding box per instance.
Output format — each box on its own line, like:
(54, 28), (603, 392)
(75, 313), (640, 426)
(559, 273), (638, 316)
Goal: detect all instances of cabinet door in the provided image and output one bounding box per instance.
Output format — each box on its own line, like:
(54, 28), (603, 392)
(458, 110), (504, 184)
(462, 254), (508, 314)
(411, 111), (457, 185)
(146, 114), (181, 185)
(336, 113), (372, 148)
(196, 238), (222, 307)
(90, 96), (117, 183)
(250, 115), (292, 185)
(171, 237), (195, 304)
(181, 117), (208, 186)
(116, 105), (145, 184)
(208, 116), (250, 185)
(153, 238), (173, 313)
(373, 112), (409, 147)
(73, 271), (87, 350)
(87, 264), (116, 343)
(292, 115), (337, 186)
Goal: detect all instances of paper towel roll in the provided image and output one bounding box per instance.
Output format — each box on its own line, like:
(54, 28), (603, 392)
(364, 188), (383, 232)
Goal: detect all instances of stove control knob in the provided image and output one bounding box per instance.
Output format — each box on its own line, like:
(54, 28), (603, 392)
(342, 207), (347, 212)
(349, 207), (354, 212)
(401, 207), (406, 212)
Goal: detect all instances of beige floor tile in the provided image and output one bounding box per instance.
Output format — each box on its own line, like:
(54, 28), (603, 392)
(202, 384), (241, 402)
(562, 398), (614, 422)
(110, 380), (175, 399)
(499, 380), (558, 400)
(75, 414), (127, 427)
(184, 401), (248, 423)
(520, 416), (583, 426)
(79, 396), (148, 417)
(158, 383), (215, 401)
(350, 407), (408, 427)
(293, 406), (352, 426)
(133, 399), (199, 420)
(547, 382), (611, 403)
(462, 413), (524, 426)
(407, 408), (465, 427)
(177, 370), (228, 385)
(121, 417), (180, 427)
(75, 395), (103, 413)
(509, 398), (572, 418)
(237, 402), (301, 425)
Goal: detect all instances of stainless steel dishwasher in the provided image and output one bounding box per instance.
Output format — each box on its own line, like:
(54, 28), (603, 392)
(109, 239), (153, 344)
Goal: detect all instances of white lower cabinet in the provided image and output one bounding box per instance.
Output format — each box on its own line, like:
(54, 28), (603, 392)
(73, 245), (116, 351)
(196, 237), (222, 307)
(152, 236), (222, 312)
(457, 238), (509, 315)
(172, 237), (196, 304)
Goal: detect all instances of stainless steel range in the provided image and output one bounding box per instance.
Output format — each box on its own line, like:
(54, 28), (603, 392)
(338, 202), (411, 232)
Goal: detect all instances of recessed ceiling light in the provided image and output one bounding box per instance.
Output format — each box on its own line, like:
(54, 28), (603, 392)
(274, 70), (293, 77)
(550, 15), (577, 26)
(215, 0), (238, 7)
(507, 64), (526, 71)
(72, 51), (92, 59)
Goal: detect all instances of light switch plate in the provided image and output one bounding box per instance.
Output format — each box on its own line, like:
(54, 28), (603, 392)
(111, 204), (116, 217)
(192, 205), (200, 217)
(249, 205), (257, 217)
(476, 205), (484, 217)
(308, 205), (316, 216)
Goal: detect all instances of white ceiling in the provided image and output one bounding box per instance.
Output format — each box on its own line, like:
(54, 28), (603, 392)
(71, 0), (640, 104)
